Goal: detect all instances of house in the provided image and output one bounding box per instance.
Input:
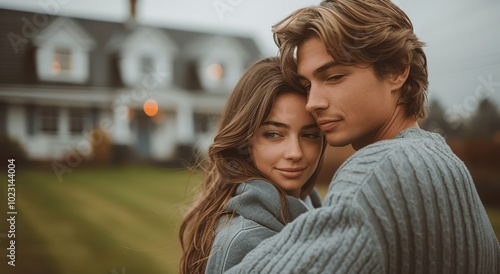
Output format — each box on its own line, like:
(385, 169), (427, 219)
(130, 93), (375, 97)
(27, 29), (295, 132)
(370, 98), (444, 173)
(0, 6), (263, 165)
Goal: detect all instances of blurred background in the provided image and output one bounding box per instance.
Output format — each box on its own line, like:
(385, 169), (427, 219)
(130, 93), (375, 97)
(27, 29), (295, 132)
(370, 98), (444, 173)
(0, 0), (499, 273)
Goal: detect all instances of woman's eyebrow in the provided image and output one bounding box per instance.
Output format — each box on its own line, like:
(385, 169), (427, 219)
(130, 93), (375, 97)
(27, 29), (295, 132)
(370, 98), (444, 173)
(261, 121), (288, 128)
(261, 121), (319, 130)
(302, 123), (320, 130)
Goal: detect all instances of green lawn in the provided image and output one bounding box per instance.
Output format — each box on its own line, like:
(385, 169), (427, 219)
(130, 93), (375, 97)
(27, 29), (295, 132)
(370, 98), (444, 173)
(0, 167), (498, 274)
(0, 166), (201, 274)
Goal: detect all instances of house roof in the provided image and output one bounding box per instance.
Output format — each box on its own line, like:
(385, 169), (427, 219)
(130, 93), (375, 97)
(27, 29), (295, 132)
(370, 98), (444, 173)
(0, 8), (263, 89)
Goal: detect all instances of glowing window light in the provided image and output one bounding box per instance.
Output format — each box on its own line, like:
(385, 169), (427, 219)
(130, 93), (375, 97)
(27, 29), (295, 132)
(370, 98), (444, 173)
(52, 49), (71, 75)
(52, 59), (61, 75)
(143, 99), (159, 117)
(206, 63), (224, 80)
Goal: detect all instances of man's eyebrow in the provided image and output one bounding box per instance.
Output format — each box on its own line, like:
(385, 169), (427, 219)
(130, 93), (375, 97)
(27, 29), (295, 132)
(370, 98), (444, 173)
(297, 60), (340, 80)
(314, 60), (340, 76)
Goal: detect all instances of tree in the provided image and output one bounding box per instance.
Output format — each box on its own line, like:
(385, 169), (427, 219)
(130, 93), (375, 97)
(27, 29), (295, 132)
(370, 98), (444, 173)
(467, 98), (500, 139)
(421, 100), (459, 138)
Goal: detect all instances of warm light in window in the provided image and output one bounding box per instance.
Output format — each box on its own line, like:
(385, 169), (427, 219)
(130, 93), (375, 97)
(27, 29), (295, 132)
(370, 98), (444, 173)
(52, 59), (61, 75)
(206, 63), (223, 80)
(143, 99), (159, 117)
(52, 49), (72, 75)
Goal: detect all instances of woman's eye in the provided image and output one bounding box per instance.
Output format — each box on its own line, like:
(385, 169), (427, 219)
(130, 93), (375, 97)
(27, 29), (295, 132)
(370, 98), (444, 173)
(264, 132), (281, 139)
(303, 133), (321, 140)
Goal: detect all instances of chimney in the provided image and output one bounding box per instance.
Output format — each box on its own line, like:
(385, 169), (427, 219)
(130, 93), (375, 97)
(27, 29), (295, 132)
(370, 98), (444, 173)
(127, 0), (138, 28)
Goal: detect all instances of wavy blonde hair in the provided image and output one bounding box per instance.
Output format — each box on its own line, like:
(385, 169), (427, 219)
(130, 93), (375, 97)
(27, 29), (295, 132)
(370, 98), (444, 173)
(179, 57), (326, 274)
(273, 0), (428, 118)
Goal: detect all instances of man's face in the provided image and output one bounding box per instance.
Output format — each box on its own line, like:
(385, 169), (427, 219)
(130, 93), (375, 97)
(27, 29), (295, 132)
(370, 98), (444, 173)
(296, 36), (401, 150)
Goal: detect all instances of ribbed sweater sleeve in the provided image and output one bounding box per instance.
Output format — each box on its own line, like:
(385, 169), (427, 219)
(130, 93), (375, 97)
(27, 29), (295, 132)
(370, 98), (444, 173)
(225, 129), (500, 273)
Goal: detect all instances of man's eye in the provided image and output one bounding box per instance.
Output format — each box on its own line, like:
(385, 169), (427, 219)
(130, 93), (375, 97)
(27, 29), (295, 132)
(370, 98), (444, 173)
(326, 75), (344, 82)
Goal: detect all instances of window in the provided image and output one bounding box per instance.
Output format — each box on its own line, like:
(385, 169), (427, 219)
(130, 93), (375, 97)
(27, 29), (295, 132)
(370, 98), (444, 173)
(204, 62), (226, 89)
(69, 108), (86, 135)
(52, 48), (72, 75)
(141, 55), (154, 75)
(40, 107), (59, 134)
(34, 18), (95, 83)
(186, 60), (202, 90)
(194, 113), (218, 134)
(206, 63), (224, 81)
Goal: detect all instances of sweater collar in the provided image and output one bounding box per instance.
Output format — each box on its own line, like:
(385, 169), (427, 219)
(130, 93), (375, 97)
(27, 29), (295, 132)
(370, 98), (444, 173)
(226, 180), (312, 232)
(395, 127), (445, 143)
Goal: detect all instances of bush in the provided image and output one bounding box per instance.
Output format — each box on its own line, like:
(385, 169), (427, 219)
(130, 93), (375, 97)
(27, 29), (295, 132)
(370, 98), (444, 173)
(88, 128), (113, 165)
(0, 134), (28, 165)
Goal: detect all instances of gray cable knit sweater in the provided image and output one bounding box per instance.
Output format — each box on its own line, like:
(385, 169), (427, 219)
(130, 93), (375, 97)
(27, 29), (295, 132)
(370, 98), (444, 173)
(206, 180), (322, 273)
(226, 128), (500, 273)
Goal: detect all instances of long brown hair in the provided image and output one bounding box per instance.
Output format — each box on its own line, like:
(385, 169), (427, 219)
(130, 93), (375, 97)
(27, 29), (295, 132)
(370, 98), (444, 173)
(273, 0), (428, 119)
(179, 57), (326, 274)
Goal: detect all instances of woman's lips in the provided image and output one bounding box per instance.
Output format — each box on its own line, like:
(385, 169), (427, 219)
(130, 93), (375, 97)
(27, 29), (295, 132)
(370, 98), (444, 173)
(277, 167), (306, 178)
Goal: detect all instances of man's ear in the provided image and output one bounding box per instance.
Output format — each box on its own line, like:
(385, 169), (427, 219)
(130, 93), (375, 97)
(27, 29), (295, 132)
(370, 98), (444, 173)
(389, 65), (410, 91)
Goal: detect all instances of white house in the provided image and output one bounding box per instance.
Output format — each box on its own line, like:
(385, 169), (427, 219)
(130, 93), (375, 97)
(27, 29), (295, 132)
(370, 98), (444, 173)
(0, 7), (263, 165)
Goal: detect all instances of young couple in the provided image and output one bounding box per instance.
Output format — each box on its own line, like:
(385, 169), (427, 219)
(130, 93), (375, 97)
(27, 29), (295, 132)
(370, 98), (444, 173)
(180, 0), (500, 273)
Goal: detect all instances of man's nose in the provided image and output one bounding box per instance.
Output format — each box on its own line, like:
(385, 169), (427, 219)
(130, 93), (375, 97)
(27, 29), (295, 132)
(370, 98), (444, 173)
(305, 84), (329, 113)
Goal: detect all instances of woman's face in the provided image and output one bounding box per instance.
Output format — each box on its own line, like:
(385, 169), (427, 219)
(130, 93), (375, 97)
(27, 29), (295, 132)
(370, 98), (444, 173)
(251, 92), (323, 197)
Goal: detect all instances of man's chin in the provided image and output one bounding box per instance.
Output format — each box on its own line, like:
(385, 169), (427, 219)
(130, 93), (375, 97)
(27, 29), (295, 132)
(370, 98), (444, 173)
(325, 134), (350, 147)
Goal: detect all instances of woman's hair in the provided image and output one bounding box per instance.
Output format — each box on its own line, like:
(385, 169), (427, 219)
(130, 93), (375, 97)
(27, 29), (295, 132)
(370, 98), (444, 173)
(179, 57), (326, 274)
(273, 0), (429, 119)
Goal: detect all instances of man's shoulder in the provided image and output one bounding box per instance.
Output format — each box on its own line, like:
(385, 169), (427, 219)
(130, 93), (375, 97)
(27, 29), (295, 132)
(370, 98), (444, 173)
(330, 128), (453, 190)
(324, 128), (465, 205)
(347, 128), (448, 165)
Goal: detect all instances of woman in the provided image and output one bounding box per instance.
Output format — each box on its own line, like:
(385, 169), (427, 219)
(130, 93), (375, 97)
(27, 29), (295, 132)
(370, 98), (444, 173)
(179, 57), (326, 274)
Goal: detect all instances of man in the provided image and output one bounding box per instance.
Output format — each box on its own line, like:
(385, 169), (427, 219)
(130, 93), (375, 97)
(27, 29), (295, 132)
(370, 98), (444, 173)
(226, 0), (499, 273)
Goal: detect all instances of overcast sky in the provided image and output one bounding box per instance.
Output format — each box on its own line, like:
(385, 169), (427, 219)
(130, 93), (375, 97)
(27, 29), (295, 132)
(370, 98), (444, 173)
(1, 0), (500, 119)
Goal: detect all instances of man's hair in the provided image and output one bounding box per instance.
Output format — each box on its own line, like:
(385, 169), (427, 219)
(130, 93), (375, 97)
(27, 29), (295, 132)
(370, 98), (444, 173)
(273, 0), (428, 118)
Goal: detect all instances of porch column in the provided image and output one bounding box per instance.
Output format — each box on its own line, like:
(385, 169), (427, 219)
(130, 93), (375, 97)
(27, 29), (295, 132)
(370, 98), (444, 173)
(112, 104), (131, 145)
(176, 102), (194, 145)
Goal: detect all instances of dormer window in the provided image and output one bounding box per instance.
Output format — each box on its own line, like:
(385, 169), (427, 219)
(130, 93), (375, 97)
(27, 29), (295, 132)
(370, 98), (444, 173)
(141, 55), (154, 75)
(33, 18), (95, 84)
(206, 63), (224, 81)
(110, 27), (177, 88)
(187, 36), (249, 93)
(52, 48), (72, 75)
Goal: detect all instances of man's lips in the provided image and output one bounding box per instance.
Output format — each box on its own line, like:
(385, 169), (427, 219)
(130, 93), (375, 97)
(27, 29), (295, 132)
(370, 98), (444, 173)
(317, 119), (342, 132)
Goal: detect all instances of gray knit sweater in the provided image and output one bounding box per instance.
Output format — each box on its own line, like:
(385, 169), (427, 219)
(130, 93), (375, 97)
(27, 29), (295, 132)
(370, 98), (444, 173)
(206, 180), (322, 273)
(226, 128), (500, 273)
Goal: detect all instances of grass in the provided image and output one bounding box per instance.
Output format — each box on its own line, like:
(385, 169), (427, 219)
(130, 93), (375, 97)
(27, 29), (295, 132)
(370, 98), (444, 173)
(0, 166), (201, 274)
(0, 166), (498, 274)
